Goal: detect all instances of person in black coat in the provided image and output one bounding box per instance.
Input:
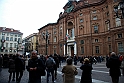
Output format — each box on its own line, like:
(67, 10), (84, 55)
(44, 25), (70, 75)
(106, 52), (121, 83)
(53, 53), (59, 80)
(15, 54), (25, 83)
(8, 55), (16, 83)
(80, 58), (93, 83)
(0, 54), (3, 72)
(27, 51), (45, 83)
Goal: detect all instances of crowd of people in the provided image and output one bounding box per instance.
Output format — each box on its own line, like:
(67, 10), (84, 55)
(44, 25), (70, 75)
(0, 51), (124, 83)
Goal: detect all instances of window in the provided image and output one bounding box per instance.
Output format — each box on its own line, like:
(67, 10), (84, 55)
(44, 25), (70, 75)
(2, 36), (5, 40)
(54, 28), (56, 30)
(10, 34), (13, 36)
(54, 50), (56, 54)
(114, 0), (117, 2)
(6, 43), (8, 48)
(118, 33), (122, 38)
(2, 33), (5, 35)
(109, 45), (111, 52)
(80, 40), (84, 44)
(15, 35), (17, 37)
(79, 13), (83, 16)
(60, 32), (62, 36)
(106, 22), (110, 30)
(95, 46), (99, 53)
(118, 42), (124, 52)
(71, 29), (74, 37)
(80, 19), (83, 23)
(18, 34), (21, 37)
(14, 38), (17, 41)
(94, 25), (98, 33)
(53, 46), (56, 48)
(5, 50), (8, 52)
(54, 31), (56, 34)
(93, 16), (97, 20)
(81, 46), (84, 54)
(10, 43), (13, 47)
(6, 37), (9, 41)
(106, 12), (109, 16)
(108, 37), (111, 41)
(10, 37), (13, 41)
(7, 33), (9, 36)
(60, 26), (62, 30)
(54, 37), (57, 42)
(95, 39), (98, 42)
(105, 20), (110, 30)
(92, 10), (97, 14)
(115, 18), (121, 27)
(60, 44), (62, 47)
(14, 43), (17, 48)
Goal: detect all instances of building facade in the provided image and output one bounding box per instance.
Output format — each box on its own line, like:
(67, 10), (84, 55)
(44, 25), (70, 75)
(0, 27), (23, 54)
(38, 0), (124, 57)
(22, 33), (38, 55)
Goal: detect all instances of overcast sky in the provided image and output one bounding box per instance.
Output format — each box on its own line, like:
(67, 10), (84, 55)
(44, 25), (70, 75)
(0, 0), (69, 38)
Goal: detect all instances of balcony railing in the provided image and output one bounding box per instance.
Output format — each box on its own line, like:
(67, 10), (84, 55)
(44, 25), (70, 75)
(67, 37), (75, 42)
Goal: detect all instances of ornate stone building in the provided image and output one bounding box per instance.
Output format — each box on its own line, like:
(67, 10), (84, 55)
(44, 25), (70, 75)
(0, 27), (23, 54)
(38, 0), (124, 57)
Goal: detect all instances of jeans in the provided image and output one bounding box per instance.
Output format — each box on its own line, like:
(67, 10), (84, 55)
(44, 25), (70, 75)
(46, 68), (54, 83)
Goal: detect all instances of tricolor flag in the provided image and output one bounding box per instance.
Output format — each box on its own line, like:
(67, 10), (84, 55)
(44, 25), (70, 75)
(65, 34), (70, 40)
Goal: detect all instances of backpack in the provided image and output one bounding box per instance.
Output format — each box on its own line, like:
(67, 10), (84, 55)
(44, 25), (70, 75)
(46, 57), (55, 68)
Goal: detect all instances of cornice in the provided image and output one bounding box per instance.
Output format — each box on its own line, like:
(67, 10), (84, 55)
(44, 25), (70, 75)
(58, 0), (107, 21)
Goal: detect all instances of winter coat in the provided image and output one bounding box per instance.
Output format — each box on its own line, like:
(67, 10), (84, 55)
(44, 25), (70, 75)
(8, 58), (15, 73)
(0, 56), (2, 67)
(46, 57), (56, 69)
(62, 65), (78, 83)
(15, 57), (25, 72)
(106, 55), (121, 77)
(27, 58), (46, 80)
(80, 63), (93, 83)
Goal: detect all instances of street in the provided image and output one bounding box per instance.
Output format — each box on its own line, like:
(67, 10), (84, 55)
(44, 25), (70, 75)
(0, 61), (124, 83)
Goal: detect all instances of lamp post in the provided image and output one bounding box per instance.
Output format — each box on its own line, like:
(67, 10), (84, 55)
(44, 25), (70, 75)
(42, 30), (50, 55)
(114, 1), (124, 19)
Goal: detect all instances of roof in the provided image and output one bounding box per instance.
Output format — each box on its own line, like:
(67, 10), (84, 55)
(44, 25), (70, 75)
(0, 27), (23, 34)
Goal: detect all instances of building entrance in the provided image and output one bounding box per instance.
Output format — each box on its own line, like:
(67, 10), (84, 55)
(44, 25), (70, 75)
(71, 46), (74, 57)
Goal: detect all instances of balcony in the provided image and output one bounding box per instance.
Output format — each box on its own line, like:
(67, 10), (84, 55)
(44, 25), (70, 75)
(67, 37), (75, 42)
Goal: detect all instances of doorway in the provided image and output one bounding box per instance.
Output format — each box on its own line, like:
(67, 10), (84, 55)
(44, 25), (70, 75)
(71, 46), (74, 57)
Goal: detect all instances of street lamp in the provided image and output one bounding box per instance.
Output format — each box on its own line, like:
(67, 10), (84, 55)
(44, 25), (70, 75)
(114, 1), (124, 19)
(42, 30), (50, 55)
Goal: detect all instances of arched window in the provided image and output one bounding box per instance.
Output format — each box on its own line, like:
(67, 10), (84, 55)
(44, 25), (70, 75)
(115, 18), (121, 27)
(54, 36), (57, 42)
(94, 25), (98, 33)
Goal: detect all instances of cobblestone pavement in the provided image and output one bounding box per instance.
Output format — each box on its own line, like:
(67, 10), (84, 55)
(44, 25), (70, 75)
(0, 61), (124, 83)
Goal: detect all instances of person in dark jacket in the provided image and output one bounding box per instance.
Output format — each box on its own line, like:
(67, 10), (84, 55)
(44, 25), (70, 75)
(0, 54), (3, 72)
(27, 50), (45, 83)
(8, 55), (16, 83)
(15, 54), (25, 83)
(53, 53), (59, 80)
(46, 55), (56, 83)
(106, 52), (121, 83)
(80, 58), (93, 83)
